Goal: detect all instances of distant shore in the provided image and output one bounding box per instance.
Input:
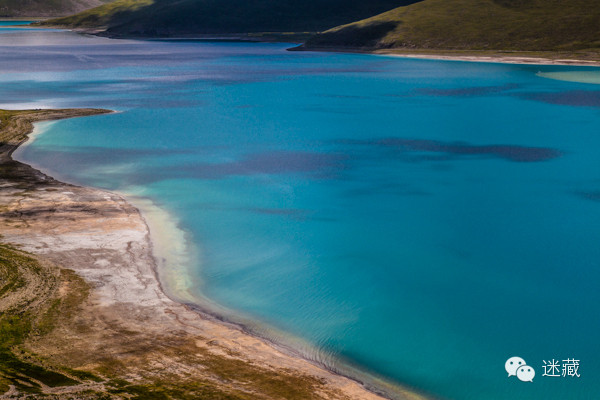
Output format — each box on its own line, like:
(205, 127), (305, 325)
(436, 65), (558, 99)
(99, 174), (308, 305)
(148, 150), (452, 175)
(30, 23), (316, 43)
(20, 21), (600, 67)
(0, 108), (425, 399)
(291, 45), (600, 67)
(376, 50), (600, 67)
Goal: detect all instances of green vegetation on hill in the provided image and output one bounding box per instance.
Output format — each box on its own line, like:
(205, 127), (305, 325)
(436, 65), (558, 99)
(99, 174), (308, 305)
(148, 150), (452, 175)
(303, 0), (600, 53)
(0, 244), (89, 395)
(41, 0), (420, 37)
(0, 0), (112, 17)
(0, 242), (329, 399)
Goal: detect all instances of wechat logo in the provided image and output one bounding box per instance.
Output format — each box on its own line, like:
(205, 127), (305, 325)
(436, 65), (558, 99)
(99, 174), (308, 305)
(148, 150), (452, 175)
(505, 357), (535, 382)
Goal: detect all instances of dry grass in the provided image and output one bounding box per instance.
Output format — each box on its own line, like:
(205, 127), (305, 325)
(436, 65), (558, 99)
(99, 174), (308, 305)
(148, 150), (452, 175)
(305, 0), (600, 54)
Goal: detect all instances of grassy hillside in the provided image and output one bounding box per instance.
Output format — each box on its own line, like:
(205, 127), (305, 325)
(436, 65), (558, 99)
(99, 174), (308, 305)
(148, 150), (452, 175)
(40, 0), (421, 37)
(0, 0), (112, 17)
(303, 0), (600, 52)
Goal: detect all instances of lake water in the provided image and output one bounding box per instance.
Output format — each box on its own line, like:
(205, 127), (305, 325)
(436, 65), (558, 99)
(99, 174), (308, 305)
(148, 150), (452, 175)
(2, 26), (599, 400)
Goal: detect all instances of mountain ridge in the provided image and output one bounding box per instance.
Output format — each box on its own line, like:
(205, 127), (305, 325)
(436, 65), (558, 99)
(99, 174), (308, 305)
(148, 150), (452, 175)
(39, 0), (421, 37)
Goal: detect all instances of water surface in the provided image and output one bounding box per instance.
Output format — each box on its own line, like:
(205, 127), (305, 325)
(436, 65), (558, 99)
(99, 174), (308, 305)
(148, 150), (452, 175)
(3, 25), (599, 400)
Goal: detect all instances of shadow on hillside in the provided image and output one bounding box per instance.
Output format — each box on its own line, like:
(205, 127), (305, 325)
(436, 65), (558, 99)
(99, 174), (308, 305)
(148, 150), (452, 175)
(302, 21), (399, 49)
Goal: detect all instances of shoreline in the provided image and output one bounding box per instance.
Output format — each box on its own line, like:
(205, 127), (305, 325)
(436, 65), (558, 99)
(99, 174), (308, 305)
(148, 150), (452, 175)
(375, 51), (600, 67)
(18, 21), (600, 66)
(1, 109), (429, 400)
(31, 24), (314, 43)
(290, 45), (600, 67)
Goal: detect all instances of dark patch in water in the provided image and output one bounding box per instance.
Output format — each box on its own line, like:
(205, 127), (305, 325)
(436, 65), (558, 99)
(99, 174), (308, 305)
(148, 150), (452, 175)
(520, 90), (600, 108)
(419, 83), (520, 97)
(172, 151), (347, 179)
(576, 191), (600, 202)
(337, 138), (562, 162)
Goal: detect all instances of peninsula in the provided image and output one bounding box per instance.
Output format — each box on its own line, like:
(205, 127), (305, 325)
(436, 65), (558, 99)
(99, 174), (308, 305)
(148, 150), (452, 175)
(0, 109), (421, 399)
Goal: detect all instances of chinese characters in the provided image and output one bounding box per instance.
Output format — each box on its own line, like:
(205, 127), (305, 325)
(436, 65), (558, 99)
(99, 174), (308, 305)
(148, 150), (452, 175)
(542, 359), (580, 378)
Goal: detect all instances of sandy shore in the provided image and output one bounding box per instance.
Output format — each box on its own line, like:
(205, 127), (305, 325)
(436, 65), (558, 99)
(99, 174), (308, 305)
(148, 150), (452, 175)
(291, 45), (600, 67)
(0, 109), (427, 399)
(375, 52), (600, 67)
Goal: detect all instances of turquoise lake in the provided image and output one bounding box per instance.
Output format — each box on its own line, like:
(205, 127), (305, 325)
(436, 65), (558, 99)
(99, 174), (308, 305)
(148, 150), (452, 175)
(2, 26), (599, 399)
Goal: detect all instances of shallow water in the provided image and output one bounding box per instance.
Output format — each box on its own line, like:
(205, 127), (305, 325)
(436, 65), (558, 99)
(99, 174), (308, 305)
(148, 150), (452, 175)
(539, 71), (600, 85)
(3, 25), (600, 400)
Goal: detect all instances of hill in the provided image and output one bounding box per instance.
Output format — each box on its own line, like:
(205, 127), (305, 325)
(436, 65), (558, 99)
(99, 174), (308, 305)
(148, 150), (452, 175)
(0, 0), (112, 17)
(40, 0), (420, 37)
(302, 0), (600, 53)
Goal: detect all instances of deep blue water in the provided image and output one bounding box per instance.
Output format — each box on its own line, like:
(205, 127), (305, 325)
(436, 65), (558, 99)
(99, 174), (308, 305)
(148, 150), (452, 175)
(2, 26), (600, 400)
